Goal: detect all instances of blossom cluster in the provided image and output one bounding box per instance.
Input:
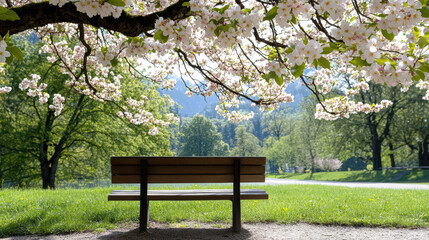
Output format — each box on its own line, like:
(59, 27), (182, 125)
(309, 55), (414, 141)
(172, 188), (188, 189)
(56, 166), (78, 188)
(19, 74), (50, 104)
(315, 97), (393, 120)
(0, 40), (10, 63)
(49, 94), (65, 116)
(49, 0), (130, 18)
(0, 86), (11, 93)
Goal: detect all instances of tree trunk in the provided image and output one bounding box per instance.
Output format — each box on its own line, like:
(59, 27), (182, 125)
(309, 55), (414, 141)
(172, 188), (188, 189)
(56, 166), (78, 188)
(388, 143), (396, 168)
(368, 115), (383, 171)
(372, 138), (383, 170)
(41, 158), (55, 189)
(40, 109), (55, 189)
(39, 95), (85, 189)
(418, 139), (429, 167)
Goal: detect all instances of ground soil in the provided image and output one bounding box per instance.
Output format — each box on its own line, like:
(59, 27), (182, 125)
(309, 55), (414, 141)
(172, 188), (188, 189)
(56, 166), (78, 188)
(3, 222), (429, 240)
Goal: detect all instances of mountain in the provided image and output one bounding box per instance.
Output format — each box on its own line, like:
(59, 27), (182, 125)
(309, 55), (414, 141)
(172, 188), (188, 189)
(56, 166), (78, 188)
(159, 76), (311, 118)
(158, 76), (218, 117)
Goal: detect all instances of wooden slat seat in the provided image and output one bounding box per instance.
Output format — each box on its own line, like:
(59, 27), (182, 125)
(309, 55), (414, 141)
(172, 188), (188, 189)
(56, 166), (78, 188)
(108, 156), (268, 233)
(109, 189), (269, 201)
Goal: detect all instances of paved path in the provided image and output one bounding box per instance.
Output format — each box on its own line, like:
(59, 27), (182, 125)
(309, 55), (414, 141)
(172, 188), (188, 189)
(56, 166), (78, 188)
(265, 178), (429, 190)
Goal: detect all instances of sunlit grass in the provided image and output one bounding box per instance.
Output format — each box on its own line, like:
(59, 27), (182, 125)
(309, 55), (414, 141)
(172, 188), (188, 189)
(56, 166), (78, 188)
(1, 184), (428, 237)
(266, 169), (429, 184)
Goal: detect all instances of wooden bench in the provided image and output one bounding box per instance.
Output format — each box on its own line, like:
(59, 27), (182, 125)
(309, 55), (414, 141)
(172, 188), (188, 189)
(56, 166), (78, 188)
(108, 156), (268, 233)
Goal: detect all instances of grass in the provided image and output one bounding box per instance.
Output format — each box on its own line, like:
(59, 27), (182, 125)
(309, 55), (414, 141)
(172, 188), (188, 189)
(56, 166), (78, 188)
(1, 184), (429, 237)
(266, 169), (429, 183)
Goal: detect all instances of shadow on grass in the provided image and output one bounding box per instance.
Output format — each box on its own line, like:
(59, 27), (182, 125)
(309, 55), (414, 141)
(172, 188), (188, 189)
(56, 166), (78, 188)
(0, 215), (42, 238)
(336, 171), (399, 182)
(97, 226), (252, 240)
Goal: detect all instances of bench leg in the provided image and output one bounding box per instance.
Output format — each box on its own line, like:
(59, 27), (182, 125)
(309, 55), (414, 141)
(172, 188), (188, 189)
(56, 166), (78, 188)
(232, 199), (241, 232)
(232, 159), (241, 233)
(140, 200), (149, 232)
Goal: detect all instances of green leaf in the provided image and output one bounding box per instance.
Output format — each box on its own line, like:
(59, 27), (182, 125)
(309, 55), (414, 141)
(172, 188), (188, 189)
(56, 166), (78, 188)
(415, 70), (425, 80)
(0, 6), (8, 14)
(263, 6), (278, 21)
(153, 30), (169, 43)
(6, 46), (23, 61)
(409, 42), (415, 53)
(412, 75), (421, 81)
(381, 29), (394, 41)
(264, 71), (283, 86)
(209, 19), (218, 25)
(329, 42), (339, 50)
(213, 5), (230, 14)
(374, 58), (394, 65)
(284, 47), (294, 54)
(317, 57), (331, 69)
(107, 0), (125, 7)
(182, 2), (190, 7)
(303, 35), (308, 45)
(101, 46), (108, 55)
(321, 47), (334, 54)
(291, 63), (305, 78)
(417, 37), (428, 48)
(420, 6), (429, 18)
(0, 9), (20, 21)
(418, 65), (429, 73)
(5, 55), (13, 65)
(110, 57), (119, 67)
(4, 32), (10, 42)
(290, 14), (297, 24)
(155, 0), (162, 8)
(350, 57), (371, 68)
(413, 27), (421, 41)
(274, 75), (283, 86)
(214, 24), (232, 37)
(241, 8), (251, 15)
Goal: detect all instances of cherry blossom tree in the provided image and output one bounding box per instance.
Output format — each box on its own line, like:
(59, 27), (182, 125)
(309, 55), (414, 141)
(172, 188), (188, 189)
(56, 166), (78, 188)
(0, 0), (428, 143)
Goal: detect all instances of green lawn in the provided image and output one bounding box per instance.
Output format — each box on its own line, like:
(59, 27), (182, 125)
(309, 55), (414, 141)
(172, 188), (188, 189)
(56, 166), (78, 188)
(266, 169), (429, 183)
(1, 184), (429, 237)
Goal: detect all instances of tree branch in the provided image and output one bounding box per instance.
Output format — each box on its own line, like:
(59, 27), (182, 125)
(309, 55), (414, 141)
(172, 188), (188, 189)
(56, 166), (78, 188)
(1, 1), (191, 37)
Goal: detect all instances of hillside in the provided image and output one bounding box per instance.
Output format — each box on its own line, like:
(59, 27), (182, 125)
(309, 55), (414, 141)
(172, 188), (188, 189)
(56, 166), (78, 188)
(159, 75), (311, 117)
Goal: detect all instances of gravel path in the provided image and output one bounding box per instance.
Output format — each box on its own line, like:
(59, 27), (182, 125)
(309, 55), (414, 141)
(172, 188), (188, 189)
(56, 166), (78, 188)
(4, 222), (429, 240)
(265, 178), (429, 190)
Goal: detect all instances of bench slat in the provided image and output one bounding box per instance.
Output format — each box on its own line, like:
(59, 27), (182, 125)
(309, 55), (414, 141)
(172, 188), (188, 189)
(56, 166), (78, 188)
(108, 189), (269, 201)
(111, 174), (265, 184)
(111, 157), (265, 166)
(111, 165), (265, 175)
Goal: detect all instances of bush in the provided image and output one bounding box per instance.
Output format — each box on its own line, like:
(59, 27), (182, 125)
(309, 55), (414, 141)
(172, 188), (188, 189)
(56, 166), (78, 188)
(316, 158), (342, 172)
(340, 157), (367, 171)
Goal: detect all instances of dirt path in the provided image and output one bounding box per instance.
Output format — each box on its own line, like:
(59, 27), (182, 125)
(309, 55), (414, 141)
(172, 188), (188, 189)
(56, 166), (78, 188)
(4, 222), (429, 240)
(265, 178), (429, 190)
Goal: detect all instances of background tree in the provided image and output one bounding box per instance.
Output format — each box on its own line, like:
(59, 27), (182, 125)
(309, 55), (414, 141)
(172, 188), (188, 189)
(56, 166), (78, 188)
(262, 109), (293, 141)
(390, 90), (429, 167)
(0, 37), (173, 188)
(179, 115), (228, 156)
(231, 125), (262, 157)
(294, 98), (326, 173)
(263, 135), (299, 173)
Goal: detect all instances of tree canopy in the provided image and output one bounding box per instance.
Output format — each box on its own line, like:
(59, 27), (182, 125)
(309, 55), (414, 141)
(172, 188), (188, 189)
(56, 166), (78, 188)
(179, 115), (228, 156)
(0, 0), (427, 129)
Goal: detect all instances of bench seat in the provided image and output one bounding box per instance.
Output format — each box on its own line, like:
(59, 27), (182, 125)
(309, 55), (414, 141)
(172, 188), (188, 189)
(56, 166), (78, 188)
(108, 189), (268, 201)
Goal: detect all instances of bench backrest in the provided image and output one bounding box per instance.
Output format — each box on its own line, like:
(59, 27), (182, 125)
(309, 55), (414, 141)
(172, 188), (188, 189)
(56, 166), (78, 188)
(111, 157), (266, 184)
